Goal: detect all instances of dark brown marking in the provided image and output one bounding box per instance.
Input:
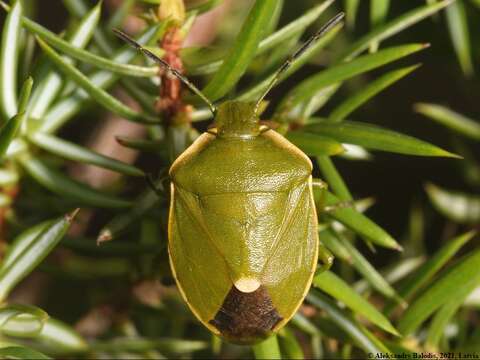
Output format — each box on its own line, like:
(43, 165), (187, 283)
(209, 285), (283, 344)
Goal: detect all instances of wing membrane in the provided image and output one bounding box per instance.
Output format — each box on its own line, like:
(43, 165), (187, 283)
(261, 178), (319, 322)
(169, 185), (232, 323)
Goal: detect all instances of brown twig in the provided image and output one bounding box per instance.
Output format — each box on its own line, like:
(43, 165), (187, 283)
(155, 27), (191, 120)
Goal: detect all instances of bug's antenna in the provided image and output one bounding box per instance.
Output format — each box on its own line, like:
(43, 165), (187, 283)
(254, 12), (345, 116)
(113, 29), (217, 116)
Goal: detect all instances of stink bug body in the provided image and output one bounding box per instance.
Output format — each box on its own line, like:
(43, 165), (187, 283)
(114, 12), (344, 344)
(169, 102), (317, 343)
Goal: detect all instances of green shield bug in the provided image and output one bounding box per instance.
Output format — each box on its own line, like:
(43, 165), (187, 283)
(114, 12), (344, 345)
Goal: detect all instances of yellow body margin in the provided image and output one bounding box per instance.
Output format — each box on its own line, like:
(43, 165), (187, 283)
(272, 176), (320, 330)
(167, 183), (222, 336)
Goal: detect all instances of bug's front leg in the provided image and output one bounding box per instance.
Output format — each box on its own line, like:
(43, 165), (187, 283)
(146, 171), (169, 197)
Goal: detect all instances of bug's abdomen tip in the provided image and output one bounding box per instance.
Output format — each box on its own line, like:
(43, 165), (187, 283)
(209, 285), (283, 344)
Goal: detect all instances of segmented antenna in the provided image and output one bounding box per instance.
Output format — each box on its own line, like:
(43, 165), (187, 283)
(113, 29), (217, 116)
(254, 12), (345, 116)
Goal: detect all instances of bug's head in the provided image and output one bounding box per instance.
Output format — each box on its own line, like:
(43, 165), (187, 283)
(215, 100), (260, 138)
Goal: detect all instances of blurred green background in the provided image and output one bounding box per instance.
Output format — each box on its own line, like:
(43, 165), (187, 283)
(0, 0), (479, 358)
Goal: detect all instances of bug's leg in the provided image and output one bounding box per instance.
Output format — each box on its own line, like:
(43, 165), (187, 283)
(145, 171), (169, 197)
(312, 179), (334, 272)
(312, 179), (328, 190)
(318, 243), (334, 273)
(324, 200), (355, 213)
(146, 174), (162, 196)
(312, 179), (355, 213)
(312, 178), (328, 214)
